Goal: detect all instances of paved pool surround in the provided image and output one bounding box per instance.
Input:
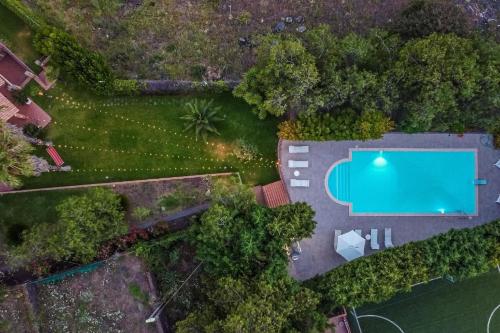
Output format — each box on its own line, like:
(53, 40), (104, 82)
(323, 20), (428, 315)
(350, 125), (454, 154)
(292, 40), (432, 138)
(280, 133), (500, 281)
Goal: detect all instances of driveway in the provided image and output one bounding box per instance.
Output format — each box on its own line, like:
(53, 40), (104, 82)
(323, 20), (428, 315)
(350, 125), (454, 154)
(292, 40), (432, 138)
(279, 133), (500, 281)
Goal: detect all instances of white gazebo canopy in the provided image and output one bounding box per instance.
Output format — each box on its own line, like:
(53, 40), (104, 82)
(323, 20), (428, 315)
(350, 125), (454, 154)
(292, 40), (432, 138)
(335, 230), (365, 261)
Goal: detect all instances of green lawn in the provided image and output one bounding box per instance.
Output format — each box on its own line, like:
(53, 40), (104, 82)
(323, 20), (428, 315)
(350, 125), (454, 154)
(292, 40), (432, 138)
(0, 4), (279, 189)
(23, 85), (279, 188)
(0, 189), (86, 245)
(0, 3), (40, 66)
(353, 270), (500, 333)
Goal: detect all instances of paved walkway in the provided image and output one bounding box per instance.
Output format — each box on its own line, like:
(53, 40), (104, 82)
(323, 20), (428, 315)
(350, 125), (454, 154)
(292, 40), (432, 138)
(137, 203), (210, 229)
(280, 133), (500, 281)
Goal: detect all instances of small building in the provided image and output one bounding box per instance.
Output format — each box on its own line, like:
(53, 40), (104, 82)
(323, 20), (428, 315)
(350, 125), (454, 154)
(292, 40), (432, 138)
(254, 180), (291, 208)
(0, 42), (53, 128)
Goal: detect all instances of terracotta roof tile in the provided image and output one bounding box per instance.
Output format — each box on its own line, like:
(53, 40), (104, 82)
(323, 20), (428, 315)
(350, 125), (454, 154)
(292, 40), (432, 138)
(262, 180), (290, 208)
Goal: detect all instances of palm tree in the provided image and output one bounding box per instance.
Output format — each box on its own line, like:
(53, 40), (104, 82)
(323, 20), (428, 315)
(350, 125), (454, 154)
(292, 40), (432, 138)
(180, 99), (223, 141)
(0, 122), (34, 188)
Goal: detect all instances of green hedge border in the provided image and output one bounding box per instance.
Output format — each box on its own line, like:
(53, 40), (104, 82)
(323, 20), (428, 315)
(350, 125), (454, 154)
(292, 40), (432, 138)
(307, 219), (500, 311)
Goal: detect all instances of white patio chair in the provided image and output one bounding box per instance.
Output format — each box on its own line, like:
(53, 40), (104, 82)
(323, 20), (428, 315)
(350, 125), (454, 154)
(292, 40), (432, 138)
(370, 229), (380, 250)
(288, 145), (309, 154)
(334, 230), (341, 250)
(288, 160), (309, 168)
(290, 179), (309, 187)
(385, 228), (394, 248)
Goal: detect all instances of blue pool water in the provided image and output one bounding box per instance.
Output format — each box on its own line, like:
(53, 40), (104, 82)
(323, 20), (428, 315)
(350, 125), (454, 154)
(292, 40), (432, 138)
(326, 150), (477, 215)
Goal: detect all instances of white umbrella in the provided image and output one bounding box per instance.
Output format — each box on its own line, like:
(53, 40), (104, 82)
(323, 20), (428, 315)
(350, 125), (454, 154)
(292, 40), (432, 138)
(336, 230), (365, 261)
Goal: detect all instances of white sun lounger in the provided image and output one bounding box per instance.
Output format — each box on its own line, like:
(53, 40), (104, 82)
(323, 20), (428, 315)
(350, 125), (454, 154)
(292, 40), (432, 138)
(370, 229), (380, 250)
(334, 230), (341, 250)
(495, 160), (500, 169)
(291, 179), (309, 187)
(288, 160), (309, 168)
(385, 228), (394, 248)
(289, 145), (309, 154)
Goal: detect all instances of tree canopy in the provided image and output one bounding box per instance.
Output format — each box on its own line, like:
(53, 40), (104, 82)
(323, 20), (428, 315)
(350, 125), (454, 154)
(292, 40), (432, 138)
(234, 36), (320, 119)
(394, 33), (499, 132)
(193, 180), (316, 279)
(236, 25), (499, 136)
(176, 179), (326, 332)
(0, 122), (34, 188)
(11, 188), (128, 267)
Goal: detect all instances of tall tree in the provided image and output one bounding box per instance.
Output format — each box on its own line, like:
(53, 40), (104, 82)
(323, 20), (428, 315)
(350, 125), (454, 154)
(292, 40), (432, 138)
(393, 33), (493, 132)
(176, 272), (326, 333)
(0, 122), (34, 188)
(11, 188), (128, 266)
(234, 36), (320, 119)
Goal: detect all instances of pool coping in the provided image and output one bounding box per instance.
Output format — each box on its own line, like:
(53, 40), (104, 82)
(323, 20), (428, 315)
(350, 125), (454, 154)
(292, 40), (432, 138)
(324, 148), (479, 217)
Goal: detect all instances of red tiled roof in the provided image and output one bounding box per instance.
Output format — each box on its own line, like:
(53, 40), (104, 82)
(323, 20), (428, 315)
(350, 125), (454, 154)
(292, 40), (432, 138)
(0, 92), (19, 121)
(262, 180), (290, 208)
(0, 50), (30, 87)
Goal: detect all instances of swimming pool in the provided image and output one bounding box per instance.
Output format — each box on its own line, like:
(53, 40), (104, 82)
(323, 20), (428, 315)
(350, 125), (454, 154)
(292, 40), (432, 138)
(325, 149), (478, 216)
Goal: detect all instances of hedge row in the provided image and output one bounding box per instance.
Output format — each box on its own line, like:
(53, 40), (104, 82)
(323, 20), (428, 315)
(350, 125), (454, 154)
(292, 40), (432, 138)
(278, 110), (394, 141)
(307, 220), (500, 311)
(0, 0), (44, 30)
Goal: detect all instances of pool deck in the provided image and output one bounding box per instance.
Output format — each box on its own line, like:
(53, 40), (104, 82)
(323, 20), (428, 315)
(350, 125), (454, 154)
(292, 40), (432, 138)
(279, 133), (500, 281)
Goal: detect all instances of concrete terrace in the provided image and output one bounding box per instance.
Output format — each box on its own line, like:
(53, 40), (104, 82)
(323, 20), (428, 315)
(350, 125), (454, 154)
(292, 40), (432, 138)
(280, 133), (500, 281)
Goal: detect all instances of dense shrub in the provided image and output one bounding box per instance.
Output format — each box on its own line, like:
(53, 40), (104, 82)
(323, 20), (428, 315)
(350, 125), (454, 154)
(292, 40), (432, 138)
(33, 27), (114, 94)
(0, 122), (34, 188)
(307, 220), (500, 311)
(11, 89), (28, 105)
(392, 0), (472, 39)
(232, 138), (258, 161)
(10, 188), (128, 267)
(234, 35), (320, 119)
(22, 123), (42, 138)
(278, 110), (393, 141)
(112, 79), (141, 95)
(488, 117), (500, 148)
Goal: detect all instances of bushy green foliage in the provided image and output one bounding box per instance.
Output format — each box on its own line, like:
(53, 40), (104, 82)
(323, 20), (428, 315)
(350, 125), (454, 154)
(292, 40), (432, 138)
(241, 25), (498, 135)
(176, 180), (326, 332)
(33, 26), (114, 94)
(11, 188), (127, 266)
(181, 99), (223, 141)
(278, 109), (393, 141)
(308, 220), (500, 310)
(392, 0), (471, 39)
(193, 180), (316, 279)
(112, 79), (140, 95)
(234, 35), (320, 119)
(128, 282), (149, 304)
(232, 139), (258, 161)
(176, 275), (326, 333)
(22, 123), (43, 138)
(11, 89), (28, 105)
(488, 117), (500, 148)
(394, 33), (499, 132)
(132, 206), (151, 222)
(0, 122), (34, 188)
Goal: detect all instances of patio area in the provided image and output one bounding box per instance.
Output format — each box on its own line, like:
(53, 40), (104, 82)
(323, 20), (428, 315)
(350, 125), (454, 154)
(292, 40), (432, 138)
(279, 133), (500, 281)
